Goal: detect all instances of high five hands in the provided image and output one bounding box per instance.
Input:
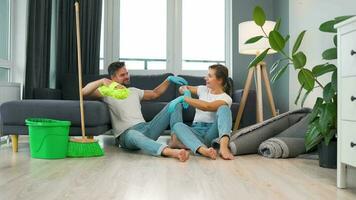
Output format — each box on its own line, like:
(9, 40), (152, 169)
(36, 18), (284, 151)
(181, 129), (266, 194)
(167, 76), (188, 86)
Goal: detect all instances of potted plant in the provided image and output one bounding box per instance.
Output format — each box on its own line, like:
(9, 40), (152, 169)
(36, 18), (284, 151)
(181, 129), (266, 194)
(246, 6), (354, 168)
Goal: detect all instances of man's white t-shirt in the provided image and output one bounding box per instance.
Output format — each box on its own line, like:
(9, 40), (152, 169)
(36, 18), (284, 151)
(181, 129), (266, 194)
(103, 87), (145, 138)
(193, 85), (233, 123)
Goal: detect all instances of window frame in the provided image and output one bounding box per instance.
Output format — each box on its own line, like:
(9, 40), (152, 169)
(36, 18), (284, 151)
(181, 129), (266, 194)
(0, 0), (13, 82)
(101, 0), (232, 77)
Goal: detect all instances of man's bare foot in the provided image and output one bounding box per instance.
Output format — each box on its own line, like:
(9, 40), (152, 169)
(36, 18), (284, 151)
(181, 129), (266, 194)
(219, 147), (234, 160)
(162, 148), (189, 162)
(198, 147), (217, 160)
(168, 134), (189, 149)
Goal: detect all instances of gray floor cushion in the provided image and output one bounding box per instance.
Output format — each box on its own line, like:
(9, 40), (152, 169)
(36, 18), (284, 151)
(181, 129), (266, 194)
(214, 108), (311, 157)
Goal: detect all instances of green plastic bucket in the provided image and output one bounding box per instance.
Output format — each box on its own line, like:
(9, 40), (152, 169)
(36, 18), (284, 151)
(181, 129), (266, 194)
(26, 118), (71, 159)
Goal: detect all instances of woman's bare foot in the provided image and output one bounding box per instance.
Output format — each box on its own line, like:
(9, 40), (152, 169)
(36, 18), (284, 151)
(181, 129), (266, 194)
(168, 134), (189, 149)
(162, 148), (189, 162)
(198, 147), (217, 160)
(219, 136), (234, 160)
(219, 147), (234, 160)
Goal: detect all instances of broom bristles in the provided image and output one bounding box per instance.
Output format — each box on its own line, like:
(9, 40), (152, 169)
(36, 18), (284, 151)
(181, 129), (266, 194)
(67, 140), (104, 157)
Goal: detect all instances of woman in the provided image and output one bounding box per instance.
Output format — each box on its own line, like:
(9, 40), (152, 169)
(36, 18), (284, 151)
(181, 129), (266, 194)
(168, 64), (234, 160)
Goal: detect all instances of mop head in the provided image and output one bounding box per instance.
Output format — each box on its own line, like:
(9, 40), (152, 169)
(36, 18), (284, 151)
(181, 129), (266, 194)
(67, 138), (104, 157)
(98, 82), (130, 99)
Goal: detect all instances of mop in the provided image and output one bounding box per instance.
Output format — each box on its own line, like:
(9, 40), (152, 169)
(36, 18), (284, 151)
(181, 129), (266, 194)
(67, 1), (104, 157)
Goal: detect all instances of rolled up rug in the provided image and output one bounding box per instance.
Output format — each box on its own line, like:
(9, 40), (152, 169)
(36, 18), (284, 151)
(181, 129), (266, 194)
(213, 108), (311, 156)
(258, 137), (306, 158)
(258, 113), (309, 158)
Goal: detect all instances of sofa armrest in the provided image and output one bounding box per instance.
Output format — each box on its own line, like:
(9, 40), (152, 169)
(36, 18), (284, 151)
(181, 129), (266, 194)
(232, 89), (256, 128)
(33, 88), (62, 100)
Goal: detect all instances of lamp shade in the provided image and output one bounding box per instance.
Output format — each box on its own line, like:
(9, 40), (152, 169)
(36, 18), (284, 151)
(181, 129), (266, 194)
(238, 21), (277, 55)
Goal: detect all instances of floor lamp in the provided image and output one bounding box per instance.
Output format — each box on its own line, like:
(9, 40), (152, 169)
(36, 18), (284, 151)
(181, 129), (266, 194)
(233, 21), (278, 131)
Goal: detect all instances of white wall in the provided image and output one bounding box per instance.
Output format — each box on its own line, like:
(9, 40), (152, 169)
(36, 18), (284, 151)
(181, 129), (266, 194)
(289, 0), (356, 187)
(11, 0), (28, 87)
(289, 0), (356, 110)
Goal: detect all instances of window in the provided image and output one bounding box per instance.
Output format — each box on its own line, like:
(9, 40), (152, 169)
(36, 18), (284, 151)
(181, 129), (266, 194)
(0, 67), (9, 82)
(101, 0), (231, 75)
(0, 0), (11, 82)
(182, 0), (225, 70)
(119, 0), (167, 70)
(0, 0), (10, 61)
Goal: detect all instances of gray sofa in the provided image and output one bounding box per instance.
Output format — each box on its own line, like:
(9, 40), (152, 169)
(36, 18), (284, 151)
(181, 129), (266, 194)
(0, 73), (256, 152)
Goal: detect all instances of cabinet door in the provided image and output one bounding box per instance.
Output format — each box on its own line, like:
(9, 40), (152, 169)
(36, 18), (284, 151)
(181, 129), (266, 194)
(340, 77), (356, 121)
(341, 30), (356, 77)
(340, 121), (356, 166)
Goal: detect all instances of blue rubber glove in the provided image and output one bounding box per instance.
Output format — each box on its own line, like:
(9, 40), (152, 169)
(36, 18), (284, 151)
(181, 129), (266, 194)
(167, 76), (188, 86)
(182, 90), (191, 109)
(168, 96), (185, 113)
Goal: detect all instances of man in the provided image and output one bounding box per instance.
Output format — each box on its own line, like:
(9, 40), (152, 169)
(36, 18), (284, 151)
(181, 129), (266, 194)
(82, 62), (189, 162)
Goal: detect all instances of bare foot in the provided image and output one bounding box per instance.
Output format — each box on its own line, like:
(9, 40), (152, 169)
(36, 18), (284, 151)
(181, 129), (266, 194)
(219, 147), (234, 160)
(219, 135), (234, 160)
(162, 148), (189, 162)
(176, 149), (190, 162)
(168, 134), (189, 150)
(198, 147), (217, 160)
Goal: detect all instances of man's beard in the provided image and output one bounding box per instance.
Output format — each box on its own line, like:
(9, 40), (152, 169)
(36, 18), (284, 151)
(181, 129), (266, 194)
(122, 80), (130, 87)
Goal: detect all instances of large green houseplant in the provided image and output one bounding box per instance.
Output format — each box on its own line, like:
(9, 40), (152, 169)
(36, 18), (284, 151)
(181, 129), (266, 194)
(245, 6), (354, 155)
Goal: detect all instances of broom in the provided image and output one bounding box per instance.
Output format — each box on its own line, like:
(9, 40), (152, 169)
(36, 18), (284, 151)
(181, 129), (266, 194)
(67, 2), (104, 157)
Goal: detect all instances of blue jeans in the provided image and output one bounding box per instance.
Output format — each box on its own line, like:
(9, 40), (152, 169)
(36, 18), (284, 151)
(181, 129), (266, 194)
(118, 103), (182, 156)
(172, 105), (232, 154)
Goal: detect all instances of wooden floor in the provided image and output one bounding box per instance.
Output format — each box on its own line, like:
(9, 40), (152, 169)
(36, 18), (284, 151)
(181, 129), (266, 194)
(0, 135), (356, 200)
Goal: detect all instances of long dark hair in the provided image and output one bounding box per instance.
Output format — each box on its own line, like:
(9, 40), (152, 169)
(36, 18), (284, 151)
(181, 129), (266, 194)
(209, 64), (232, 96)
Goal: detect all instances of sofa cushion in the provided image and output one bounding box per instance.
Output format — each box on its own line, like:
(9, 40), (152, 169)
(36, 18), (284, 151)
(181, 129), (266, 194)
(0, 100), (110, 127)
(60, 74), (109, 100)
(129, 73), (176, 102)
(33, 88), (62, 99)
(141, 102), (169, 123)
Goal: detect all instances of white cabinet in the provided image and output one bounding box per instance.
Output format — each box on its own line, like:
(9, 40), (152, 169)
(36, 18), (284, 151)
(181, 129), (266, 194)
(340, 77), (356, 121)
(340, 29), (356, 77)
(340, 121), (356, 167)
(335, 16), (356, 189)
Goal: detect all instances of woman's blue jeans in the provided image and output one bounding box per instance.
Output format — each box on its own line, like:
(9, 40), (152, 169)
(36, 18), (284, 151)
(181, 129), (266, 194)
(172, 105), (232, 154)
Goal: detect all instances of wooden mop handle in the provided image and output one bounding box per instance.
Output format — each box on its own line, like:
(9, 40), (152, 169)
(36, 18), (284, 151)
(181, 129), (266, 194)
(74, 2), (87, 139)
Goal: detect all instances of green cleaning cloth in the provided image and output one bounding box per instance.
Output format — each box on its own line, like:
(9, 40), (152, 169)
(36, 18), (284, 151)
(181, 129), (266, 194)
(98, 82), (130, 99)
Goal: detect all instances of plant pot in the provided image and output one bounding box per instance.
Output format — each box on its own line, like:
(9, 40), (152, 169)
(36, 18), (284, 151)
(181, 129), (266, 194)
(318, 140), (337, 169)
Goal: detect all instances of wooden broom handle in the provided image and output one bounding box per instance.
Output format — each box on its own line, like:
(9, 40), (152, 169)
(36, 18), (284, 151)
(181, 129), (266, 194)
(75, 2), (87, 139)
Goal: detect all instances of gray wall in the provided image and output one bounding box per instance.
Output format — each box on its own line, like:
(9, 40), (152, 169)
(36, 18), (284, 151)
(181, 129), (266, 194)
(232, 0), (290, 118)
(272, 0), (289, 114)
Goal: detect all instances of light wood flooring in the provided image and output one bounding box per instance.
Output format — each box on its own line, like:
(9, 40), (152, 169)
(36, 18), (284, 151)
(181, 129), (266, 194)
(0, 135), (356, 200)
